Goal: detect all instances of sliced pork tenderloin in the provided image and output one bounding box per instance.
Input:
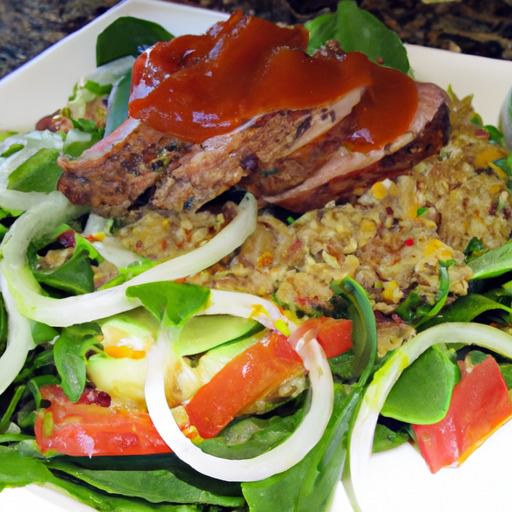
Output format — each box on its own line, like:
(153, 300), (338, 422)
(57, 87), (365, 215)
(249, 82), (450, 212)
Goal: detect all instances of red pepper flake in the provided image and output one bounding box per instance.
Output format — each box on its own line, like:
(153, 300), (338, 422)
(404, 238), (414, 246)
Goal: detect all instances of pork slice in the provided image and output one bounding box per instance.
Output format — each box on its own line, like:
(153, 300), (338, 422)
(57, 86), (364, 215)
(149, 87), (364, 212)
(257, 82), (450, 212)
(57, 117), (196, 217)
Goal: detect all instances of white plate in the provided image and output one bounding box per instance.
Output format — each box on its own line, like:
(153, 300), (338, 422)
(1, 1), (512, 511)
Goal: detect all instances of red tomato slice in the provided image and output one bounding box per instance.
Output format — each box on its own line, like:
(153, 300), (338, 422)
(34, 385), (172, 457)
(315, 317), (353, 359)
(413, 356), (512, 473)
(185, 330), (304, 439)
(292, 316), (353, 359)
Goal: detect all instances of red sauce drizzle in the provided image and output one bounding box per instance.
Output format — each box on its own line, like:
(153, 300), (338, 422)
(129, 10), (418, 148)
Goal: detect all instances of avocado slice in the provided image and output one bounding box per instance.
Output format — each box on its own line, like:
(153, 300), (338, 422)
(176, 315), (262, 356)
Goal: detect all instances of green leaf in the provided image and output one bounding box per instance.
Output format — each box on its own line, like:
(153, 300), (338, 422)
(414, 259), (454, 329)
(48, 459), (245, 508)
(0, 293), (6, 355)
(242, 384), (363, 512)
(0, 446), (203, 511)
(96, 16), (173, 66)
(499, 363), (512, 389)
(331, 277), (378, 380)
(381, 345), (460, 424)
(469, 239), (512, 280)
(7, 148), (62, 193)
(30, 321), (59, 344)
(33, 248), (95, 296)
(185, 402), (304, 459)
(126, 282), (210, 327)
(464, 236), (486, 260)
(105, 70), (132, 136)
(305, 0), (410, 74)
(31, 232), (102, 296)
(372, 422), (410, 453)
(396, 260), (455, 328)
(420, 293), (512, 328)
(53, 323), (102, 401)
(100, 258), (155, 289)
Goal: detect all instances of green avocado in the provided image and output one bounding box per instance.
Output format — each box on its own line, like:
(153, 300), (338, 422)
(176, 315), (262, 356)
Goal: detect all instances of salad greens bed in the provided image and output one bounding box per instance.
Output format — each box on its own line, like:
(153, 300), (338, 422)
(1, 1), (512, 511)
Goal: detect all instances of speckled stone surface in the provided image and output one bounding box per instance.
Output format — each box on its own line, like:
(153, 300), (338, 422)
(1, 0), (511, 79)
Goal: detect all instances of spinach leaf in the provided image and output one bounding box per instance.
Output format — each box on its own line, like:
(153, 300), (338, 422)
(100, 257), (155, 289)
(47, 458), (245, 508)
(420, 293), (512, 328)
(7, 148), (62, 193)
(305, 0), (410, 74)
(126, 282), (210, 327)
(381, 345), (460, 424)
(469, 239), (512, 280)
(53, 323), (102, 401)
(372, 422), (410, 453)
(331, 277), (377, 380)
(0, 446), (201, 511)
(200, 398), (305, 459)
(242, 384), (363, 512)
(96, 17), (173, 66)
(32, 234), (101, 296)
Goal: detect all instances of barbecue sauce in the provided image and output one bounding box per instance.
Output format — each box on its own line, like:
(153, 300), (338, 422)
(129, 10), (418, 149)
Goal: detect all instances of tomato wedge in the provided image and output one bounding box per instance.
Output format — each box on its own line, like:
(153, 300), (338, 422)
(34, 385), (172, 457)
(413, 355), (512, 473)
(292, 316), (353, 359)
(185, 330), (304, 439)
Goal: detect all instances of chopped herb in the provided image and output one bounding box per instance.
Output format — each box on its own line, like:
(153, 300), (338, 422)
(464, 237), (486, 260)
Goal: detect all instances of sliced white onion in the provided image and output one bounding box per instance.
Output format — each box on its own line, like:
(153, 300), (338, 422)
(1, 192), (258, 327)
(0, 267), (35, 395)
(82, 212), (143, 267)
(203, 289), (292, 332)
(345, 322), (512, 512)
(145, 290), (334, 482)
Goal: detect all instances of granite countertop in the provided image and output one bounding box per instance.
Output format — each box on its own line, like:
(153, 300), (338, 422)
(1, 0), (511, 80)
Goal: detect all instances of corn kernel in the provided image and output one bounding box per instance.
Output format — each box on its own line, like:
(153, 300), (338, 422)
(382, 280), (403, 303)
(372, 181), (388, 200)
(425, 238), (453, 259)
